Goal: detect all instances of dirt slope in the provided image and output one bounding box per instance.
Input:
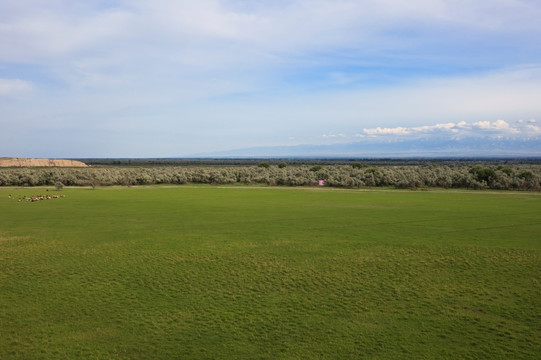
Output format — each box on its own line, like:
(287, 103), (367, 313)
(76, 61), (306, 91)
(0, 158), (88, 167)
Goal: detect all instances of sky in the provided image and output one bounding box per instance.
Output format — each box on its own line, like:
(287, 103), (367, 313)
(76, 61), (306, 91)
(1, 0), (541, 158)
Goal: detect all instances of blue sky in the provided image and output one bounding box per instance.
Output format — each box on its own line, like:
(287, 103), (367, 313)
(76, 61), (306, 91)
(1, 0), (540, 157)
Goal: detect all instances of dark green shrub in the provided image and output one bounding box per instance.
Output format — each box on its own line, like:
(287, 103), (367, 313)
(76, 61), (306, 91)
(310, 165), (322, 172)
(257, 162), (270, 168)
(498, 167), (514, 176)
(518, 171), (533, 180)
(351, 162), (366, 169)
(469, 166), (497, 183)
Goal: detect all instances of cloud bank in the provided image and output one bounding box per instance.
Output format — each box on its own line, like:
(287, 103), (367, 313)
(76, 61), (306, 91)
(360, 119), (540, 139)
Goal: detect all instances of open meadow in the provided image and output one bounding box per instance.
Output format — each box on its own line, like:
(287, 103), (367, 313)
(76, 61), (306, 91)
(1, 186), (540, 359)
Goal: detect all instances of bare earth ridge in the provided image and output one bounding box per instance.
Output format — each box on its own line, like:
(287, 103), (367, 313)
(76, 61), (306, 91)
(0, 157), (88, 167)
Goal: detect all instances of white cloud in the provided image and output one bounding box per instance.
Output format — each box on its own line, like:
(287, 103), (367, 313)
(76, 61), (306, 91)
(2, 0), (539, 66)
(1, 1), (539, 99)
(0, 78), (33, 96)
(322, 133), (347, 138)
(0, 5), (132, 62)
(413, 123), (456, 132)
(361, 119), (541, 139)
(363, 127), (411, 135)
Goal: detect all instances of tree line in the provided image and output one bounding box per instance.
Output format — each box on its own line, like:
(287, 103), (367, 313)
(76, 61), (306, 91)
(1, 163), (539, 190)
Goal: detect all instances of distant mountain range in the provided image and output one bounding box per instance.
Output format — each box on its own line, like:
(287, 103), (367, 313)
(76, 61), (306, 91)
(192, 137), (541, 158)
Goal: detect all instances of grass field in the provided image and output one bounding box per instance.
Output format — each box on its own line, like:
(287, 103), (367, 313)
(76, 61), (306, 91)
(1, 186), (540, 359)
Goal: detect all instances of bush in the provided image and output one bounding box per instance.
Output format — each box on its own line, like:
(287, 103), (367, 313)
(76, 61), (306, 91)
(497, 166), (514, 176)
(518, 171), (533, 180)
(310, 165), (323, 172)
(469, 166), (497, 184)
(258, 162), (270, 168)
(278, 162), (288, 168)
(351, 162), (366, 169)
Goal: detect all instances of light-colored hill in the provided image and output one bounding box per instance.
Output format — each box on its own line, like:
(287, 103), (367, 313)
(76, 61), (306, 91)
(0, 157), (88, 167)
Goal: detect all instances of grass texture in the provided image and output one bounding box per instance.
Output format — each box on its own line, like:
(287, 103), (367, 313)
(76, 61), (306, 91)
(1, 186), (540, 359)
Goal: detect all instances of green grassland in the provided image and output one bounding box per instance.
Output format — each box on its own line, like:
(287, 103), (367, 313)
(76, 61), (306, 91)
(1, 186), (540, 359)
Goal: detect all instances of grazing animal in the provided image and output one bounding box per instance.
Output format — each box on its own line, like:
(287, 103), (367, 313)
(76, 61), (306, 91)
(21, 194), (66, 202)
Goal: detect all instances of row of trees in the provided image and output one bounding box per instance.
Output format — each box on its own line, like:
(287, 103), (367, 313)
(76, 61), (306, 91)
(0, 164), (540, 190)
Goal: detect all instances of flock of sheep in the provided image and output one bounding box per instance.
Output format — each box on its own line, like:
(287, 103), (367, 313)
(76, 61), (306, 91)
(8, 194), (66, 202)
